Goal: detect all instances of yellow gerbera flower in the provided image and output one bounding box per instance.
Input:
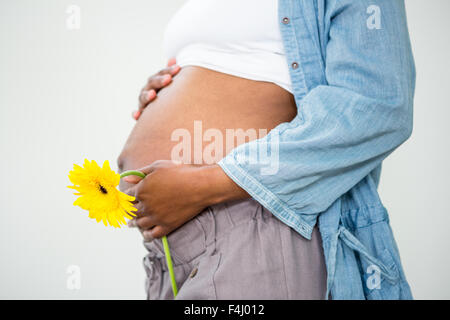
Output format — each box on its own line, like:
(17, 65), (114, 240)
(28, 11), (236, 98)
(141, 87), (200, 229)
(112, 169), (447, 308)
(68, 159), (137, 228)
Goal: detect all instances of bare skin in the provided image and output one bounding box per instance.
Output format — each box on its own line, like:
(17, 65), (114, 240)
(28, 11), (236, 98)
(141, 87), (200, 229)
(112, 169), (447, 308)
(118, 63), (297, 240)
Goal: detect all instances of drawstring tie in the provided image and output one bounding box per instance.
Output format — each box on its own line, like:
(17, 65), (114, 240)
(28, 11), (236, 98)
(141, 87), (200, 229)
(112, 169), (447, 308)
(325, 225), (399, 299)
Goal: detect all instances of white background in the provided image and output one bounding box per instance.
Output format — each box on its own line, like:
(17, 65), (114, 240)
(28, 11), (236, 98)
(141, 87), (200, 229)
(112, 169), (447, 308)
(0, 0), (449, 299)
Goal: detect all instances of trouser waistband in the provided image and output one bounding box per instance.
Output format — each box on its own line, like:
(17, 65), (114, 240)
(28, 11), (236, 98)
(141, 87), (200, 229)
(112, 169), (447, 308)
(143, 197), (273, 265)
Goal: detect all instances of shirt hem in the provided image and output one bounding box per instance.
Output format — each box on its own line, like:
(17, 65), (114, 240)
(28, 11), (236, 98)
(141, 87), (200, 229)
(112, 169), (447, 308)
(217, 158), (313, 240)
(178, 60), (294, 94)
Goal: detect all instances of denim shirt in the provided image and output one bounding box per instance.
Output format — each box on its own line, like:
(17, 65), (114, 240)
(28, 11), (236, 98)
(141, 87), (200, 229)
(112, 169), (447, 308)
(217, 0), (414, 299)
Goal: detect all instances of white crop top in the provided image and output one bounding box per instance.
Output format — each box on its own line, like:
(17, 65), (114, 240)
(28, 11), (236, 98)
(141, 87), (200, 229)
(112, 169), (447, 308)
(163, 0), (293, 93)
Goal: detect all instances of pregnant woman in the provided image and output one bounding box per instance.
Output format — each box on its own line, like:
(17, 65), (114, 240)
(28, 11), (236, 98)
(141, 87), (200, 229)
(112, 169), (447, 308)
(118, 0), (415, 300)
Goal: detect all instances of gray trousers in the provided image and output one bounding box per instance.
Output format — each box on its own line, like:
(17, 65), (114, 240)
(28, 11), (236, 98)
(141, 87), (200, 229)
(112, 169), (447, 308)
(143, 198), (327, 300)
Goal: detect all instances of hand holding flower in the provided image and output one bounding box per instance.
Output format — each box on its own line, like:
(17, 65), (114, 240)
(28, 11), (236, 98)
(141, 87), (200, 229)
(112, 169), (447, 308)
(123, 160), (250, 241)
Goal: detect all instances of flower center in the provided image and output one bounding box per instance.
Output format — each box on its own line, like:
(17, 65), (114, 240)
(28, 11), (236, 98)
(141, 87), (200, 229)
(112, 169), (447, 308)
(99, 184), (108, 194)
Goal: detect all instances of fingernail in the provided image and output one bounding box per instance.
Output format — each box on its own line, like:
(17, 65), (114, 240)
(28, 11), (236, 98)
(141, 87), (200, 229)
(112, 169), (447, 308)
(170, 65), (179, 72)
(128, 219), (137, 228)
(143, 230), (153, 240)
(162, 74), (171, 83)
(133, 110), (141, 120)
(168, 57), (176, 65)
(148, 90), (156, 99)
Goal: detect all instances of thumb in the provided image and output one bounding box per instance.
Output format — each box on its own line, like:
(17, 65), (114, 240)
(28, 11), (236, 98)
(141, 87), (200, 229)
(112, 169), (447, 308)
(138, 163), (157, 176)
(120, 163), (156, 183)
(122, 159), (172, 182)
(121, 164), (154, 183)
(137, 159), (177, 175)
(122, 175), (142, 184)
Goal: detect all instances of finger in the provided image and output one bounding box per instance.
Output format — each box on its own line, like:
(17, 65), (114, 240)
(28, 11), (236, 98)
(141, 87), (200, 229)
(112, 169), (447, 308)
(136, 64), (180, 118)
(142, 228), (156, 242)
(168, 64), (180, 76)
(166, 57), (180, 76)
(157, 64), (180, 77)
(147, 225), (171, 239)
(142, 74), (172, 93)
(149, 74), (172, 89)
(138, 89), (157, 110)
(127, 218), (138, 228)
(132, 110), (141, 120)
(135, 216), (157, 230)
(167, 57), (176, 67)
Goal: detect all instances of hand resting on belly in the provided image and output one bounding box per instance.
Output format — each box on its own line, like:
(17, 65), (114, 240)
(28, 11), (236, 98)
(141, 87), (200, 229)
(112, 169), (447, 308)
(117, 65), (297, 239)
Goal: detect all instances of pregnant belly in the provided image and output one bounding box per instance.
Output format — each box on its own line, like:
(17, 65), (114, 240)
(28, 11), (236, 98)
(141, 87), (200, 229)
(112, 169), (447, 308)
(117, 66), (297, 174)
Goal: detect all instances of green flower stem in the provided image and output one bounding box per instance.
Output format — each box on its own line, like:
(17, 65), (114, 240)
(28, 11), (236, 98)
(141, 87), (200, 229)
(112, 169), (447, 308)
(120, 170), (146, 179)
(120, 169), (178, 299)
(162, 236), (178, 297)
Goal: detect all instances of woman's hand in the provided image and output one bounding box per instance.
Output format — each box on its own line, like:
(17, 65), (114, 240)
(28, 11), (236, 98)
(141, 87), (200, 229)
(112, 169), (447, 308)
(124, 160), (250, 241)
(133, 58), (181, 120)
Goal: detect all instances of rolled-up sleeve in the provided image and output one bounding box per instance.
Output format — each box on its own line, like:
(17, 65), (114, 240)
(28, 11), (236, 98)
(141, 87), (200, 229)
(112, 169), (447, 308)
(217, 0), (415, 239)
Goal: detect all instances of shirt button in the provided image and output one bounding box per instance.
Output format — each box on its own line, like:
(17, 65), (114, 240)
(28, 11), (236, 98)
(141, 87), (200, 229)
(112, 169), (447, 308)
(291, 62), (299, 69)
(189, 267), (198, 279)
(282, 17), (290, 24)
